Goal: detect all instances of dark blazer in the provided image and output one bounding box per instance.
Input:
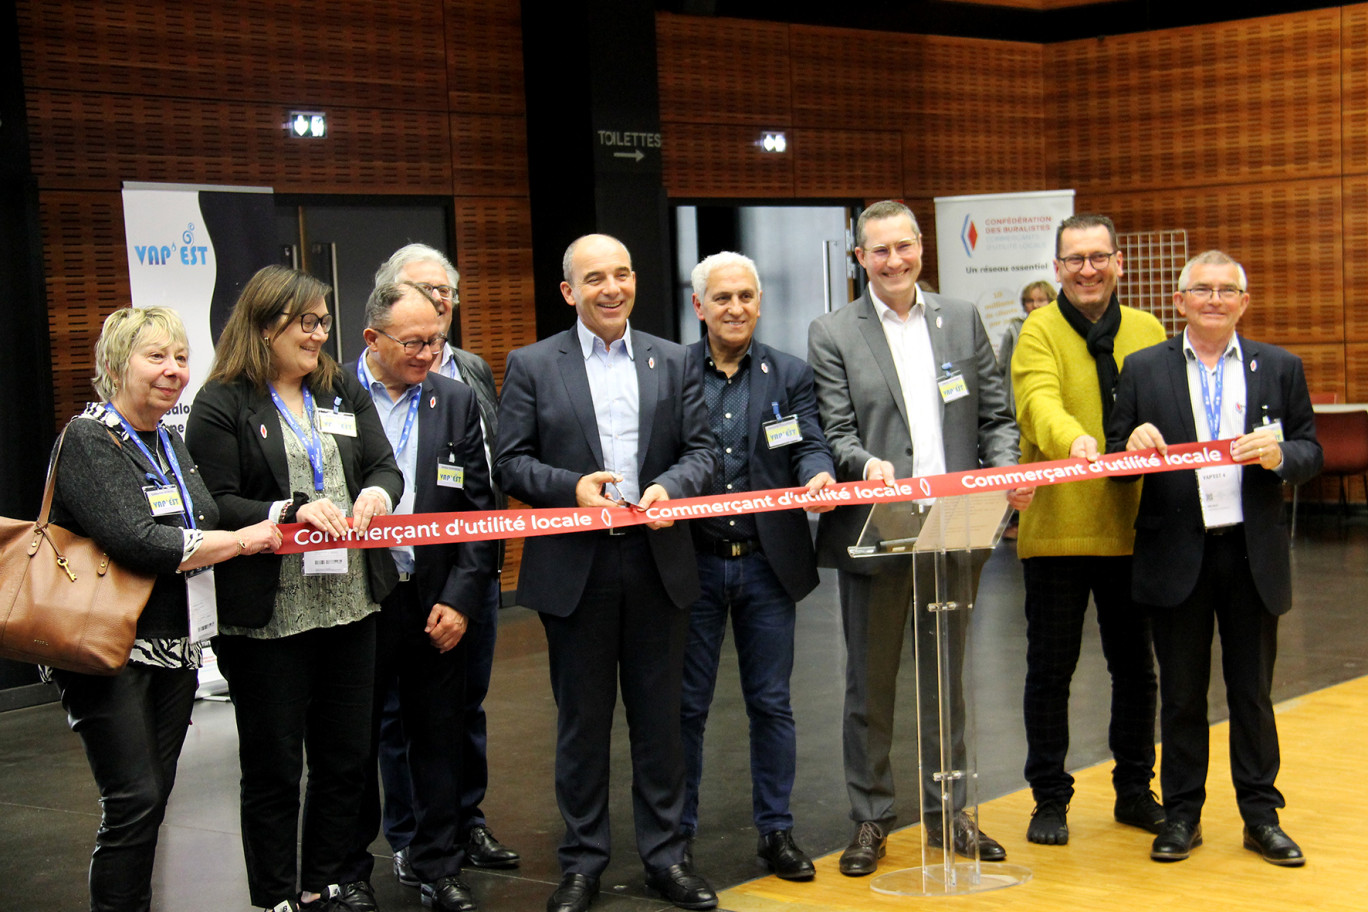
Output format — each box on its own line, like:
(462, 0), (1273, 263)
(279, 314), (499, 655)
(494, 326), (716, 617)
(348, 360), (498, 623)
(186, 371), (405, 628)
(444, 345), (507, 574)
(686, 339), (836, 603)
(807, 289), (1019, 573)
(1105, 335), (1322, 615)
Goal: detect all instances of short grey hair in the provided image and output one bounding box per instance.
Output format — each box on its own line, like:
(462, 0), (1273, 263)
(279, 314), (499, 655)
(375, 243), (459, 298)
(93, 306), (189, 400)
(1177, 249), (1248, 292)
(691, 251), (762, 301)
(562, 233), (630, 283)
(364, 282), (438, 331)
(856, 200), (920, 249)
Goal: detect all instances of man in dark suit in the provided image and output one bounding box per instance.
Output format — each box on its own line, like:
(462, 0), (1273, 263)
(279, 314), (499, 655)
(679, 252), (836, 881)
(495, 235), (718, 912)
(1107, 250), (1321, 867)
(374, 245), (520, 874)
(807, 200), (1031, 875)
(341, 282), (497, 912)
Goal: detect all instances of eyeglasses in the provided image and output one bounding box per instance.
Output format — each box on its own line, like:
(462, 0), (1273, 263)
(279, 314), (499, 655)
(287, 312), (333, 334)
(376, 329), (447, 355)
(863, 238), (921, 262)
(413, 282), (457, 302)
(1058, 252), (1117, 272)
(1182, 285), (1244, 302)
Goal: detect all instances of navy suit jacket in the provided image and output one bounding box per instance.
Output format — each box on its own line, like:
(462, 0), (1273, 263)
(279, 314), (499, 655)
(186, 371), (404, 628)
(348, 360), (498, 624)
(1106, 334), (1322, 616)
(686, 339), (836, 603)
(494, 326), (716, 617)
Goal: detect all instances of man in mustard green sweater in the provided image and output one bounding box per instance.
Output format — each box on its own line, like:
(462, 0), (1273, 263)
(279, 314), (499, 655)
(1011, 214), (1167, 846)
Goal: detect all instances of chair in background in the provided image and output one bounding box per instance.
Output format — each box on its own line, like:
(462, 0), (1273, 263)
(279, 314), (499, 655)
(1292, 392), (1347, 538)
(1308, 391), (1340, 405)
(1312, 409), (1368, 520)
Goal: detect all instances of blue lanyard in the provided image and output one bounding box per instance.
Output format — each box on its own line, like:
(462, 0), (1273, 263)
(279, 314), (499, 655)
(357, 359), (422, 455)
(108, 407), (197, 529)
(1196, 355), (1225, 439)
(268, 384), (325, 492)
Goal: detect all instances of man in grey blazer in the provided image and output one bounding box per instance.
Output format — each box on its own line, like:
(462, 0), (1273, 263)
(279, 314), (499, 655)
(808, 200), (1031, 875)
(495, 235), (718, 912)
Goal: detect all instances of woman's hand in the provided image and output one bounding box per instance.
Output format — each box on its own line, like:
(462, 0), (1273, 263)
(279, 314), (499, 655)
(235, 519), (282, 555)
(296, 498), (350, 539)
(351, 491), (389, 534)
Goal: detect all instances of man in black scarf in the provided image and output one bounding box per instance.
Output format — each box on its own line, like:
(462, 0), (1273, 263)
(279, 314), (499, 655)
(1011, 214), (1168, 846)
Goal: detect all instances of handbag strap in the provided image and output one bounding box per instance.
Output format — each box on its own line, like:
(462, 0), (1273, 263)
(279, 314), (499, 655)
(36, 425), (69, 526)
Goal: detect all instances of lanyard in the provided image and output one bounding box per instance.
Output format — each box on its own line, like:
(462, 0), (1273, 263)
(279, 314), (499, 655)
(1196, 354), (1225, 440)
(269, 384), (325, 492)
(357, 360), (422, 455)
(108, 407), (197, 529)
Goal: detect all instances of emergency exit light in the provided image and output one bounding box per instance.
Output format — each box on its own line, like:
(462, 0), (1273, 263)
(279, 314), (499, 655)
(288, 111), (327, 138)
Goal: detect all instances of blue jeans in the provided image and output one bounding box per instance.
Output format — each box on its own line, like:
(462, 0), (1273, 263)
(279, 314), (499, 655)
(680, 551), (797, 836)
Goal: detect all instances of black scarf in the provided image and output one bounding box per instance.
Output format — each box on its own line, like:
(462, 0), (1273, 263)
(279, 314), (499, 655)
(1056, 291), (1122, 423)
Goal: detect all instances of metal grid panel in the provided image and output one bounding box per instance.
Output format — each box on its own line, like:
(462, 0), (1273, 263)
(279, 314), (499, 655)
(1117, 229), (1187, 336)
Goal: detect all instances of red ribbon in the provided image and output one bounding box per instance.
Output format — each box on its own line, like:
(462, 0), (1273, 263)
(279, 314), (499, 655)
(275, 440), (1243, 554)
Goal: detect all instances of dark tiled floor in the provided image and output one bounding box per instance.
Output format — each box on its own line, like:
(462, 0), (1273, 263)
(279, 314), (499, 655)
(3, 513), (1365, 911)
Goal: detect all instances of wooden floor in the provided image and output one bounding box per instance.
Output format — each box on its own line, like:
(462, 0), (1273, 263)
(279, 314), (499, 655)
(719, 675), (1368, 912)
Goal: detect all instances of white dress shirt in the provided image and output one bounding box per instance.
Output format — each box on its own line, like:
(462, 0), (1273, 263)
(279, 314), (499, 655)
(870, 287), (947, 478)
(577, 319), (642, 503)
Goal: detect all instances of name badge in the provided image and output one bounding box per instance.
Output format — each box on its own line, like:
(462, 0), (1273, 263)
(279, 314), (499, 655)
(303, 548), (349, 575)
(145, 485), (185, 517)
(315, 410), (358, 437)
(937, 371), (969, 403)
(437, 463), (465, 489)
(185, 567), (218, 642)
(763, 415), (802, 449)
(1260, 418), (1285, 443)
(1196, 466), (1243, 529)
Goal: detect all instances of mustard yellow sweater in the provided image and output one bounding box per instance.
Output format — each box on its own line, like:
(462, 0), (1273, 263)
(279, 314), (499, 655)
(1011, 303), (1167, 558)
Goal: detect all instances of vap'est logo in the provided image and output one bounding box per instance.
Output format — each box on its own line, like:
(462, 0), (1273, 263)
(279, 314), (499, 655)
(134, 223), (210, 267)
(960, 214), (979, 258)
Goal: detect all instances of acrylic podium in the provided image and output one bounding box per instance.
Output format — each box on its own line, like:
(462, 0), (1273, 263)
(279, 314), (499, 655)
(848, 490), (1032, 897)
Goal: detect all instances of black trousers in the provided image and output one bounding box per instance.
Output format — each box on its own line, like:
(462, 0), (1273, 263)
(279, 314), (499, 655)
(215, 614), (377, 907)
(540, 530), (690, 878)
(51, 663), (197, 912)
(345, 579), (468, 885)
(1146, 531), (1284, 827)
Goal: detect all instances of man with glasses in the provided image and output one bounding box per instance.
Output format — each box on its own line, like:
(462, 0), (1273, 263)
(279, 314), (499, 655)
(342, 282), (497, 910)
(808, 199), (1030, 876)
(1010, 213), (1167, 847)
(372, 245), (521, 877)
(1107, 250), (1320, 867)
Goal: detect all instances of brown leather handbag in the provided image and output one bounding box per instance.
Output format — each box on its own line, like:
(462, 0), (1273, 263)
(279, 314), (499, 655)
(0, 426), (156, 675)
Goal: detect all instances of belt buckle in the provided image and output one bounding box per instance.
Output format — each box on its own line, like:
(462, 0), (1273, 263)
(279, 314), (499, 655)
(727, 541), (744, 558)
(607, 526), (627, 537)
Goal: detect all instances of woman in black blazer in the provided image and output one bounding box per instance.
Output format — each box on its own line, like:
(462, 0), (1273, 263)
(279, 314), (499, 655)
(187, 265), (403, 912)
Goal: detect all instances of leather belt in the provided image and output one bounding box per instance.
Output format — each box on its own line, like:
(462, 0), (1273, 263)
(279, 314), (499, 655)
(700, 538), (762, 558)
(396, 571), (414, 582)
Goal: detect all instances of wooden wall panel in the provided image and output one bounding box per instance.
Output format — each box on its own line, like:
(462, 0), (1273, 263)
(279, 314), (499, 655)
(1284, 343), (1346, 401)
(789, 27), (919, 130)
(40, 191), (131, 427)
(1344, 176), (1368, 343)
(657, 14), (791, 125)
(1053, 9), (1341, 195)
(1077, 179), (1342, 345)
(661, 122), (794, 198)
(793, 130), (903, 200)
(452, 198), (537, 388)
(1348, 343), (1368, 403)
(1343, 5), (1368, 175)
(17, 0), (448, 110)
(451, 114), (530, 198)
(28, 91), (454, 194)
(446, 0), (526, 115)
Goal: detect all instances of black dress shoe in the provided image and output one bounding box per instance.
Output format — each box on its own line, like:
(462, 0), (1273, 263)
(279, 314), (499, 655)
(926, 813), (1007, 862)
(421, 876), (478, 912)
(757, 829), (815, 881)
(304, 882), (378, 912)
(1115, 789), (1166, 835)
(1026, 800), (1069, 846)
(465, 825), (521, 869)
(1151, 820), (1202, 861)
(839, 821), (886, 876)
(1243, 824), (1305, 866)
(547, 873), (599, 912)
(644, 863), (718, 910)
(393, 847), (419, 887)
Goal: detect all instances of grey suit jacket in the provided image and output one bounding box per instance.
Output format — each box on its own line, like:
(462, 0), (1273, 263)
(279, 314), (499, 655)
(807, 289), (1019, 573)
(494, 326), (716, 616)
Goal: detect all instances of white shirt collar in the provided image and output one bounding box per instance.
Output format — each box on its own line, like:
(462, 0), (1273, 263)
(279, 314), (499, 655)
(870, 286), (925, 324)
(576, 319), (635, 360)
(1181, 329), (1242, 366)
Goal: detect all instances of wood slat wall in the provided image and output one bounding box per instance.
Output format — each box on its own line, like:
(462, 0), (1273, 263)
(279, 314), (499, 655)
(18, 0), (532, 579)
(656, 5), (1368, 405)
